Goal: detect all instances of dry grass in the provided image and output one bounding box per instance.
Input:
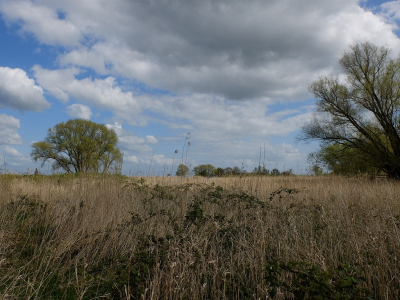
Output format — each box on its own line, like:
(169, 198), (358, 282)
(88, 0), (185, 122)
(0, 174), (399, 299)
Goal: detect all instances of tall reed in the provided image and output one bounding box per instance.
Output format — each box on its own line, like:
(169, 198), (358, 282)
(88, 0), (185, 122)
(0, 174), (399, 299)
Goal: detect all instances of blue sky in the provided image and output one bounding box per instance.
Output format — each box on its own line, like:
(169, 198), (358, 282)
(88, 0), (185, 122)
(0, 0), (400, 175)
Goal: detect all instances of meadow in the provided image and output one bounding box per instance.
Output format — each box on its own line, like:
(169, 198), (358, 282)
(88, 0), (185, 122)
(0, 174), (399, 299)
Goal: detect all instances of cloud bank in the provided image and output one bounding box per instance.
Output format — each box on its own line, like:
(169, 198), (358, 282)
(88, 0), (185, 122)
(3, 0), (400, 102)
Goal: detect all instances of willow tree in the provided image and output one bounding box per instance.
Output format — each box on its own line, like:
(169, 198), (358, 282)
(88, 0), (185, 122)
(308, 144), (375, 175)
(193, 164), (215, 177)
(300, 42), (400, 178)
(31, 119), (123, 173)
(176, 164), (190, 177)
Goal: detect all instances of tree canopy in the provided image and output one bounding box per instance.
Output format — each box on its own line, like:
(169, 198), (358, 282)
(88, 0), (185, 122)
(191, 165), (250, 177)
(308, 144), (374, 175)
(176, 164), (190, 177)
(193, 164), (215, 177)
(31, 119), (123, 173)
(300, 42), (400, 178)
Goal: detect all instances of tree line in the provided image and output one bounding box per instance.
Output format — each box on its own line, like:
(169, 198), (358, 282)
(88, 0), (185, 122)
(176, 163), (293, 177)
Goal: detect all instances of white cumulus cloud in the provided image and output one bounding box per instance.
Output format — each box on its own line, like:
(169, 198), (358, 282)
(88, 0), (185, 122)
(1, 145), (22, 157)
(0, 67), (50, 111)
(0, 114), (23, 145)
(106, 122), (122, 130)
(66, 103), (92, 119)
(33, 66), (144, 124)
(146, 135), (158, 144)
(0, 0), (81, 46)
(124, 155), (139, 164)
(381, 1), (400, 25)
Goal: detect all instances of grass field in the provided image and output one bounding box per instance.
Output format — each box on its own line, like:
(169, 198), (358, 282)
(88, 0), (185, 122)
(0, 174), (399, 299)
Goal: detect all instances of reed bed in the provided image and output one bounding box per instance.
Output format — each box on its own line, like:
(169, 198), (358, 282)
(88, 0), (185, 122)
(0, 174), (399, 299)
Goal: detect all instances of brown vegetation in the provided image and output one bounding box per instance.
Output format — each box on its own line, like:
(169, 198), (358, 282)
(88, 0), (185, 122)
(0, 174), (399, 299)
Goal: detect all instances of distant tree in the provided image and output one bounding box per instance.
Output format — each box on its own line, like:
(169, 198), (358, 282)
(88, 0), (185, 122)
(31, 119), (123, 173)
(253, 166), (262, 174)
(213, 167), (225, 176)
(309, 143), (373, 175)
(271, 168), (280, 176)
(231, 166), (241, 175)
(222, 166), (246, 176)
(300, 42), (400, 178)
(311, 164), (323, 176)
(176, 164), (190, 177)
(224, 167), (233, 175)
(253, 166), (270, 175)
(193, 164), (215, 177)
(281, 169), (293, 176)
(263, 168), (270, 175)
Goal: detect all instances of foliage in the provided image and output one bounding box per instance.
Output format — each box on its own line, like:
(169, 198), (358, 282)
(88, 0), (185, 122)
(191, 165), (249, 177)
(193, 164), (215, 176)
(281, 169), (293, 176)
(81, 236), (168, 299)
(224, 167), (233, 175)
(311, 164), (324, 176)
(175, 164), (189, 177)
(309, 143), (375, 175)
(300, 42), (400, 178)
(213, 167), (225, 176)
(265, 260), (372, 299)
(31, 119), (123, 173)
(223, 166), (247, 175)
(271, 168), (280, 176)
(253, 166), (270, 175)
(231, 166), (242, 175)
(269, 187), (299, 201)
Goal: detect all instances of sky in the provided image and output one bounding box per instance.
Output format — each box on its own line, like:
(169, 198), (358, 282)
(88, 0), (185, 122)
(0, 0), (400, 176)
